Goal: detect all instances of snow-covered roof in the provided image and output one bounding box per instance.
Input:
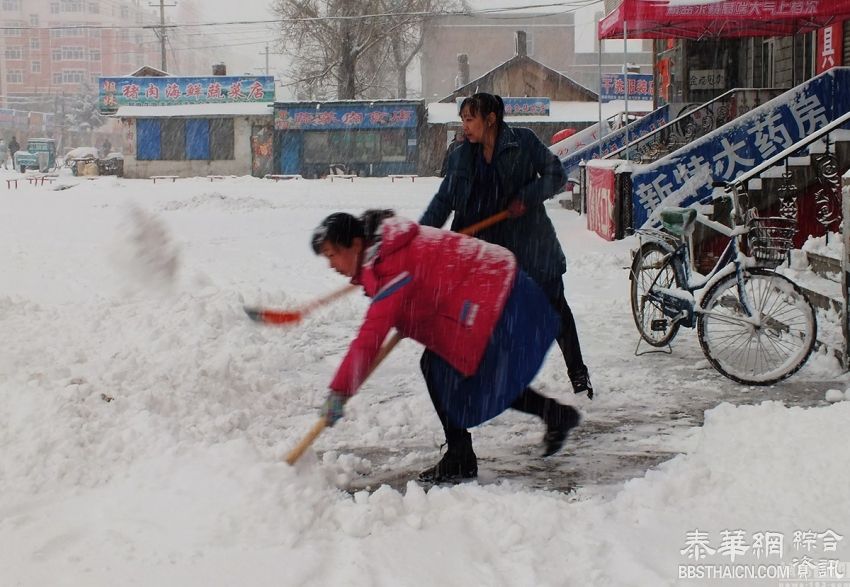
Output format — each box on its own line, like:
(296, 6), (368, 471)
(427, 99), (654, 124)
(115, 103), (273, 118)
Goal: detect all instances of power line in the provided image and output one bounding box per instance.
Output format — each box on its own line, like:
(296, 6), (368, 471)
(0, 1), (602, 32)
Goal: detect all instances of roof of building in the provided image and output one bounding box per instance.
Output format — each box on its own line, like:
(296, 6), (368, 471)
(442, 54), (599, 103)
(126, 65), (170, 77)
(427, 99), (654, 124)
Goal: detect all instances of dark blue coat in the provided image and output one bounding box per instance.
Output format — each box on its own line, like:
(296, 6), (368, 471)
(420, 123), (568, 284)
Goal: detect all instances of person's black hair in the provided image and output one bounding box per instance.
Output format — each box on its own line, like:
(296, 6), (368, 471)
(459, 92), (505, 125)
(360, 209), (395, 242)
(310, 213), (364, 254)
(310, 209), (396, 254)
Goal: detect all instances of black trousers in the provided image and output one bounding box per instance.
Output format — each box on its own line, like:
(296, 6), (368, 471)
(420, 350), (560, 448)
(537, 276), (587, 380)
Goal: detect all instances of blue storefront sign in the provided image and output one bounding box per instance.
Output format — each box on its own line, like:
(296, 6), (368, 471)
(630, 68), (850, 228)
(274, 103), (418, 130)
(98, 76), (274, 114)
(502, 97), (550, 116)
(454, 96), (550, 116)
(600, 74), (654, 103)
(273, 101), (421, 178)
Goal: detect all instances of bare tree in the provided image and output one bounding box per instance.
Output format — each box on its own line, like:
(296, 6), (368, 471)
(272, 0), (458, 100)
(380, 0), (456, 99)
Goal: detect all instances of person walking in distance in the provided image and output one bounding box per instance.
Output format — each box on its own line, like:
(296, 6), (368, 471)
(440, 129), (465, 177)
(420, 92), (593, 399)
(8, 136), (20, 162)
(0, 139), (8, 170)
(312, 210), (581, 483)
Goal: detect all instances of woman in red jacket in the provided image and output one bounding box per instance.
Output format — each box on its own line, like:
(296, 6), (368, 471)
(313, 209), (580, 483)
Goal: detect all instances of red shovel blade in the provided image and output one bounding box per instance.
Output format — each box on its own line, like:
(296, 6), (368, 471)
(244, 307), (302, 325)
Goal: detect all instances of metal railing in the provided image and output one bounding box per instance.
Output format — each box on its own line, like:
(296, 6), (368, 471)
(606, 88), (784, 163)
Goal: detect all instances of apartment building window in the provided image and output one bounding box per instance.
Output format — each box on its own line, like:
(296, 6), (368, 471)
(89, 49), (100, 61)
(31, 61), (41, 73)
(53, 72), (62, 83)
(62, 70), (85, 83)
(120, 5), (128, 17)
(52, 49), (62, 61)
(4, 46), (23, 59)
(90, 72), (100, 84)
(88, 2), (99, 13)
(30, 38), (39, 49)
(62, 46), (85, 60)
(30, 14), (38, 25)
(6, 70), (24, 83)
(62, 0), (83, 12)
(51, 2), (59, 13)
(2, 0), (22, 11)
(2, 21), (22, 36)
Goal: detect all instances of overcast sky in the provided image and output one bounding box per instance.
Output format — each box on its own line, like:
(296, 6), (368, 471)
(195, 1), (609, 98)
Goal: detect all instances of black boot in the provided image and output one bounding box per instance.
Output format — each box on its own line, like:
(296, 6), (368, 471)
(543, 404), (581, 457)
(570, 368), (594, 399)
(419, 431), (478, 483)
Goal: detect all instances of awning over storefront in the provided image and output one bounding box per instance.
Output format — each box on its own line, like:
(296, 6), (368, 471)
(599, 0), (850, 40)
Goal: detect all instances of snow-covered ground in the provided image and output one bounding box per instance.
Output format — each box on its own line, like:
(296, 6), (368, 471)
(2, 170), (849, 586)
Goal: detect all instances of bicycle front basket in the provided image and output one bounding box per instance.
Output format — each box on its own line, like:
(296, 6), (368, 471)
(747, 215), (796, 268)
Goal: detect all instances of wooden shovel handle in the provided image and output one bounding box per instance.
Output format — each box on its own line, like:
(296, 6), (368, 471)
(284, 331), (404, 465)
(459, 210), (510, 236)
(284, 210), (511, 464)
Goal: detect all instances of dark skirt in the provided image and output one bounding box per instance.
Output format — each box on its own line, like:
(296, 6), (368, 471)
(425, 270), (560, 428)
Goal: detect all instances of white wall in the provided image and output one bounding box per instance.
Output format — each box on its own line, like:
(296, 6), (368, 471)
(122, 115), (268, 178)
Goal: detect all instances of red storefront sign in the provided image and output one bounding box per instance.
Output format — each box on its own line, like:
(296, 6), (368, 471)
(816, 23), (844, 73)
(586, 165), (618, 241)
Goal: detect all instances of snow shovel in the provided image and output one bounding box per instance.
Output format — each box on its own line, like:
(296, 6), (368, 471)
(246, 210), (511, 327)
(285, 330), (403, 465)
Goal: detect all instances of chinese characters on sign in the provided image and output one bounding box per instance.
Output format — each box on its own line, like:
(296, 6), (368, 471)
(689, 69), (726, 91)
(817, 23), (844, 73)
(630, 71), (840, 228)
(98, 76), (275, 114)
(600, 74), (654, 103)
(502, 97), (550, 116)
(678, 528), (846, 581)
(667, 1), (822, 17)
(274, 105), (418, 130)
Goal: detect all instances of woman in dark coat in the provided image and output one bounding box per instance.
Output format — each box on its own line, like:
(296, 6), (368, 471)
(419, 92), (592, 427)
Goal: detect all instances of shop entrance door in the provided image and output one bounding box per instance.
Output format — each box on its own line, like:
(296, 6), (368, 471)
(279, 133), (302, 174)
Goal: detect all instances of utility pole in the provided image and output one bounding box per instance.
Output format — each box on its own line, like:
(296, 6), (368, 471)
(149, 0), (176, 72)
(259, 44), (270, 75)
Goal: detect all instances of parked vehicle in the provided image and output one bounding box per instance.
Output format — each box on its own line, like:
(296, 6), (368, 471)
(26, 138), (57, 171)
(13, 150), (38, 172)
(629, 181), (816, 386)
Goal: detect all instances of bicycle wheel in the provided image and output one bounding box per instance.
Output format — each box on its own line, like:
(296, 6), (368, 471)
(697, 269), (816, 385)
(630, 241), (682, 347)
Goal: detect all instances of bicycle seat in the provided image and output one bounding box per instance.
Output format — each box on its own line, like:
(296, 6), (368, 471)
(660, 207), (697, 236)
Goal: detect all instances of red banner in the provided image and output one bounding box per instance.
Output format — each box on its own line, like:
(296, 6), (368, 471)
(586, 165), (618, 241)
(599, 0), (850, 40)
(816, 23), (844, 73)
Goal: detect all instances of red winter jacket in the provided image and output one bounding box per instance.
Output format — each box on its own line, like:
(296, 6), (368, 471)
(329, 216), (517, 396)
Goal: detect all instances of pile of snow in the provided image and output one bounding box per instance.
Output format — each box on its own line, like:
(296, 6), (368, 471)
(1, 176), (848, 585)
